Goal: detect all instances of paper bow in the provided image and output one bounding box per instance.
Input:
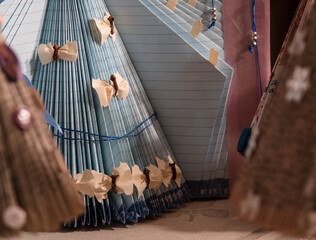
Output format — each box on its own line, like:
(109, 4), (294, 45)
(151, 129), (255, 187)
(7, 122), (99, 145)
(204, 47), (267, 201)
(92, 72), (130, 107)
(112, 162), (133, 195)
(75, 170), (112, 203)
(90, 12), (117, 45)
(132, 164), (163, 198)
(75, 162), (133, 202)
(156, 156), (182, 188)
(37, 41), (78, 65)
(104, 12), (117, 41)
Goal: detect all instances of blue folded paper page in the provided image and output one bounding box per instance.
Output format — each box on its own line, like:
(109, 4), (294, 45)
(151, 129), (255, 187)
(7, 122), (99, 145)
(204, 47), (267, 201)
(23, 74), (62, 133)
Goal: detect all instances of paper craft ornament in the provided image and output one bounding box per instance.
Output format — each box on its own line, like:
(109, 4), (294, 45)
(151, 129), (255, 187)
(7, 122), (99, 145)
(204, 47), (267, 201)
(2, 0), (190, 226)
(0, 33), (83, 237)
(103, 0), (232, 198)
(92, 72), (130, 107)
(76, 162), (133, 203)
(37, 41), (78, 65)
(166, 0), (178, 11)
(190, 20), (203, 38)
(132, 164), (163, 198)
(231, 1), (316, 237)
(90, 12), (117, 45)
(188, 0), (197, 7)
(156, 156), (182, 188)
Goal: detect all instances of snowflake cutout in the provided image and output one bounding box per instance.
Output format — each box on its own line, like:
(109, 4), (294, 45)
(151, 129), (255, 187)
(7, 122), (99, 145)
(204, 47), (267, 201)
(289, 29), (307, 56)
(286, 66), (311, 102)
(240, 191), (261, 221)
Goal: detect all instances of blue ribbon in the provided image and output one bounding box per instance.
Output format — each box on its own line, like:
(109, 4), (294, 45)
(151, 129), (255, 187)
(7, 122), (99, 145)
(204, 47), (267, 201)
(23, 74), (63, 133)
(249, 0), (263, 96)
(208, 0), (216, 29)
(53, 113), (158, 142)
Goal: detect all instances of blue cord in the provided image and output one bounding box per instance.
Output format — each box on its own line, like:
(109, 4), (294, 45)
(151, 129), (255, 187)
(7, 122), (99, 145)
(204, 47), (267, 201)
(249, 0), (263, 96)
(208, 0), (216, 29)
(53, 112), (158, 142)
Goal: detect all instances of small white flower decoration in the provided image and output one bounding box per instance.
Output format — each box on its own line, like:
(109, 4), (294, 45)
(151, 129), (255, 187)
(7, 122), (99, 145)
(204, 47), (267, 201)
(286, 66), (311, 102)
(245, 127), (260, 159)
(307, 212), (316, 236)
(289, 29), (306, 56)
(240, 190), (261, 221)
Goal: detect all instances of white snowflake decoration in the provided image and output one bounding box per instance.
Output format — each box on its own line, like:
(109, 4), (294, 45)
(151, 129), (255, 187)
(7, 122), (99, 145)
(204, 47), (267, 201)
(289, 29), (306, 56)
(240, 190), (261, 221)
(286, 66), (311, 102)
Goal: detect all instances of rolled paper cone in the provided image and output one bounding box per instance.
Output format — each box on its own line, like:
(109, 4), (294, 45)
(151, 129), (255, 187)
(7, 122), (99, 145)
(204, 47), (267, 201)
(0, 64), (84, 232)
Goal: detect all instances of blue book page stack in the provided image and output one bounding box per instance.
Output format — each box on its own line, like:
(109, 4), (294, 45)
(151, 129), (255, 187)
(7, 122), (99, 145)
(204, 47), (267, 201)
(105, 0), (232, 198)
(0, 0), (191, 227)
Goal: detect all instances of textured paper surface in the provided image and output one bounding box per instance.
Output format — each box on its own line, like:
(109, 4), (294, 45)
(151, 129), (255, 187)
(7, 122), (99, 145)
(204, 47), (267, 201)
(209, 48), (219, 67)
(166, 0), (178, 11)
(190, 20), (203, 38)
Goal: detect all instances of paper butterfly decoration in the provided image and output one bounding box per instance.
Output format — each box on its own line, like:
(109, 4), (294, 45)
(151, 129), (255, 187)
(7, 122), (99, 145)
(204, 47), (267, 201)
(37, 41), (78, 65)
(90, 12), (117, 45)
(156, 156), (182, 188)
(132, 164), (163, 198)
(92, 72), (130, 107)
(75, 162), (133, 203)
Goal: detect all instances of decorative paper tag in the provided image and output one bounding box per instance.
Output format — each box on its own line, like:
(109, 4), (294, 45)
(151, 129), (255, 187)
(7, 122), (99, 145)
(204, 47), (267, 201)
(209, 48), (219, 67)
(190, 20), (203, 38)
(188, 0), (197, 7)
(166, 0), (178, 11)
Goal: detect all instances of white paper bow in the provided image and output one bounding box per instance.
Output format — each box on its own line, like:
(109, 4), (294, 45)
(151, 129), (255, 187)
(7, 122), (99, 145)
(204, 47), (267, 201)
(92, 72), (130, 107)
(112, 162), (133, 195)
(104, 12), (117, 41)
(75, 170), (112, 203)
(37, 41), (78, 65)
(132, 164), (163, 198)
(90, 12), (117, 45)
(156, 156), (182, 188)
(75, 162), (133, 202)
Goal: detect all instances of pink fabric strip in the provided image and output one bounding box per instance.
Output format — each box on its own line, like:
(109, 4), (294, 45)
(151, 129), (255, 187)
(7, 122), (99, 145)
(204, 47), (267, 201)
(223, 0), (271, 187)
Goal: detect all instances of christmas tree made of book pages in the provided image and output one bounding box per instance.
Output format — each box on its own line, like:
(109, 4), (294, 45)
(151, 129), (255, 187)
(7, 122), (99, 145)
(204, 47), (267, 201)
(105, 0), (233, 198)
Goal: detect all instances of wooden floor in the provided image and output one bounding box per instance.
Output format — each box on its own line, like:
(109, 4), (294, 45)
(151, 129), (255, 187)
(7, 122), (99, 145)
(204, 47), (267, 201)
(1, 200), (311, 240)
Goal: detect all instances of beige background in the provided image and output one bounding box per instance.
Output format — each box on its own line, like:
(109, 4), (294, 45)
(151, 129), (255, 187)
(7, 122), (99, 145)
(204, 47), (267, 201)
(2, 200), (311, 240)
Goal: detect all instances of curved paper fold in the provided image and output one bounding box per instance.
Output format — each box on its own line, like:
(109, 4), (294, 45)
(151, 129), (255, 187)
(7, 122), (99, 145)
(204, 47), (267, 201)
(104, 12), (117, 41)
(156, 156), (182, 188)
(156, 156), (172, 187)
(147, 164), (163, 190)
(37, 41), (78, 65)
(92, 78), (113, 107)
(132, 165), (147, 198)
(90, 17), (111, 45)
(92, 73), (129, 107)
(75, 170), (112, 203)
(112, 72), (130, 100)
(112, 162), (133, 195)
(168, 156), (182, 188)
(132, 164), (163, 198)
